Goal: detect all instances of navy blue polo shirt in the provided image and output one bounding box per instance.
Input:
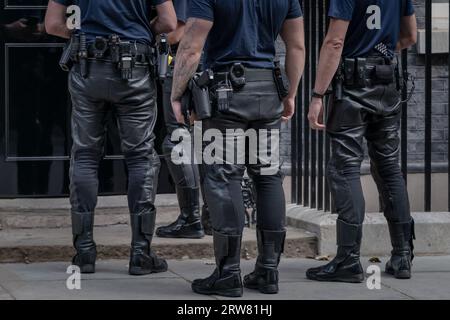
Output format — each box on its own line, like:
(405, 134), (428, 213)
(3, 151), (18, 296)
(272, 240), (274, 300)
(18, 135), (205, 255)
(329, 0), (415, 58)
(53, 0), (169, 44)
(189, 0), (303, 71)
(174, 0), (188, 23)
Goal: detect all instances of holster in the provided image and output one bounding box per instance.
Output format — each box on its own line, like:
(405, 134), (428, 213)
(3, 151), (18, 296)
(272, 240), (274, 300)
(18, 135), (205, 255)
(189, 70), (214, 120)
(157, 34), (169, 79)
(273, 61), (290, 100)
(189, 79), (212, 119)
(59, 33), (80, 72)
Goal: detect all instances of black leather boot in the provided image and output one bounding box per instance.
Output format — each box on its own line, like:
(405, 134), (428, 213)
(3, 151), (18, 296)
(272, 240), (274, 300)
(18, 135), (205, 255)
(192, 231), (243, 297)
(71, 212), (97, 274)
(156, 187), (204, 239)
(306, 219), (364, 283)
(129, 210), (168, 275)
(386, 219), (415, 279)
(244, 229), (286, 294)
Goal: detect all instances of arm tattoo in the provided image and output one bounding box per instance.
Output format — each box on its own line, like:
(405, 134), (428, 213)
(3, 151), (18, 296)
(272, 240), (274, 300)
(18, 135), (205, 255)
(171, 19), (203, 102)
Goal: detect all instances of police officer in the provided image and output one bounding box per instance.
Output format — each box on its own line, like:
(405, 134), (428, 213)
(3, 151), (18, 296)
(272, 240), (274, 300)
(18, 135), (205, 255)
(171, 0), (305, 297)
(155, 0), (207, 239)
(307, 0), (417, 282)
(45, 0), (176, 275)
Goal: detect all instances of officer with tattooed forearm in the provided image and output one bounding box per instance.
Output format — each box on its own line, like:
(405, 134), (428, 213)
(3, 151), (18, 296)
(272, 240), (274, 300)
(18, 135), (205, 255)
(45, 0), (176, 275)
(171, 0), (305, 297)
(307, 0), (417, 282)
(155, 0), (211, 239)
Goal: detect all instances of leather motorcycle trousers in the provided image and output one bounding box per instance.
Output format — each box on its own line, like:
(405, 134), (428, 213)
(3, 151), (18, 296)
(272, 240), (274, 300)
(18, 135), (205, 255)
(161, 76), (201, 191)
(157, 75), (205, 238)
(202, 79), (286, 236)
(326, 81), (411, 226)
(69, 60), (160, 224)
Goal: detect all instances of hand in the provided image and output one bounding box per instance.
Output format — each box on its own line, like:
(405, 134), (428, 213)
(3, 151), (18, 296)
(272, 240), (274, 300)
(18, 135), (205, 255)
(189, 111), (198, 125)
(171, 100), (186, 124)
(4, 19), (29, 39)
(4, 18), (44, 41)
(35, 23), (46, 36)
(308, 97), (326, 130)
(282, 96), (296, 122)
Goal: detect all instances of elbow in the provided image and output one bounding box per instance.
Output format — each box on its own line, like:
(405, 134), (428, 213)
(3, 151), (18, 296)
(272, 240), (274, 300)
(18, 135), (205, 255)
(299, 43), (306, 60)
(159, 17), (177, 34)
(286, 41), (305, 56)
(44, 20), (58, 36)
(324, 36), (345, 51)
(401, 33), (417, 49)
(184, 49), (202, 63)
(167, 20), (177, 33)
(298, 41), (306, 54)
(408, 33), (417, 46)
(168, 33), (182, 46)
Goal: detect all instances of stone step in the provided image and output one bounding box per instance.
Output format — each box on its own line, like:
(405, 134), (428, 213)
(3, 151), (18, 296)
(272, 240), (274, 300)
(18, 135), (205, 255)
(0, 195), (181, 230)
(287, 205), (450, 256)
(0, 206), (184, 230)
(0, 226), (317, 263)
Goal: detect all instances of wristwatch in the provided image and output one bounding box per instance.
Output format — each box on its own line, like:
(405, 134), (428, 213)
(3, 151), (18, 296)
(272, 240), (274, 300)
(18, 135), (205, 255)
(312, 91), (326, 100)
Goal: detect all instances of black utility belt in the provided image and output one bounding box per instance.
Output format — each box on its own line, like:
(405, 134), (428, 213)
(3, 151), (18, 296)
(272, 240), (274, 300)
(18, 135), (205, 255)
(183, 63), (290, 121)
(212, 69), (274, 86)
(59, 33), (155, 80)
(340, 57), (398, 88)
(86, 42), (152, 64)
(213, 63), (289, 98)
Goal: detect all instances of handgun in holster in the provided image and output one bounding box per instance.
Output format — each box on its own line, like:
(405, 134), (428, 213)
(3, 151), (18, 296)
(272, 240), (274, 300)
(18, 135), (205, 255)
(273, 60), (290, 100)
(158, 34), (169, 79)
(189, 69), (214, 120)
(59, 33), (80, 72)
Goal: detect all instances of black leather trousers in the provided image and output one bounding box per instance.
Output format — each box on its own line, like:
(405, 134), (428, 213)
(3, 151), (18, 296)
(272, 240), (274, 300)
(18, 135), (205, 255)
(69, 61), (160, 216)
(161, 76), (200, 190)
(326, 82), (411, 225)
(202, 79), (286, 235)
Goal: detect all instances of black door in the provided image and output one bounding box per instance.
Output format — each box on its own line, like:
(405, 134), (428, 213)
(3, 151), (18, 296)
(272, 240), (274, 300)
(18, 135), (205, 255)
(0, 1), (174, 198)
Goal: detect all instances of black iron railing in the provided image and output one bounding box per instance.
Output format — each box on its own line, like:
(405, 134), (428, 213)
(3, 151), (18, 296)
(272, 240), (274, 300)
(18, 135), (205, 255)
(291, 0), (450, 212)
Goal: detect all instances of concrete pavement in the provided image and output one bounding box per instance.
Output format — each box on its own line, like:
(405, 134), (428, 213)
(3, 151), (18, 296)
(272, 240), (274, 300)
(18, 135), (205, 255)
(0, 256), (449, 300)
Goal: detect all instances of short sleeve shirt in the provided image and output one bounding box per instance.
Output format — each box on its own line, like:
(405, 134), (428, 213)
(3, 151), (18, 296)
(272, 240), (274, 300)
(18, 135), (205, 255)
(189, 0), (303, 70)
(173, 0), (188, 23)
(329, 0), (415, 58)
(53, 0), (168, 44)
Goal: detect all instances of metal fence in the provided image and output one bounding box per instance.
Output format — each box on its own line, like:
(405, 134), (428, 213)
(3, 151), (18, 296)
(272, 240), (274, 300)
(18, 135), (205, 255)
(290, 0), (450, 212)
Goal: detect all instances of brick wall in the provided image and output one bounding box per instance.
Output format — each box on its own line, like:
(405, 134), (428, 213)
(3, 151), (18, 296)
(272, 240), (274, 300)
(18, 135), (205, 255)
(407, 0), (449, 164)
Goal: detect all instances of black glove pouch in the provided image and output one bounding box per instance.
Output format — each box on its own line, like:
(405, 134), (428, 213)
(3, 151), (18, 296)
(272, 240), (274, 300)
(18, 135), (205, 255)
(372, 64), (395, 85)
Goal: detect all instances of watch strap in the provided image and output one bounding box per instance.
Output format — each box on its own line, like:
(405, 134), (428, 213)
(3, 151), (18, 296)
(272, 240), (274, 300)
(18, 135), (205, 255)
(312, 91), (325, 99)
